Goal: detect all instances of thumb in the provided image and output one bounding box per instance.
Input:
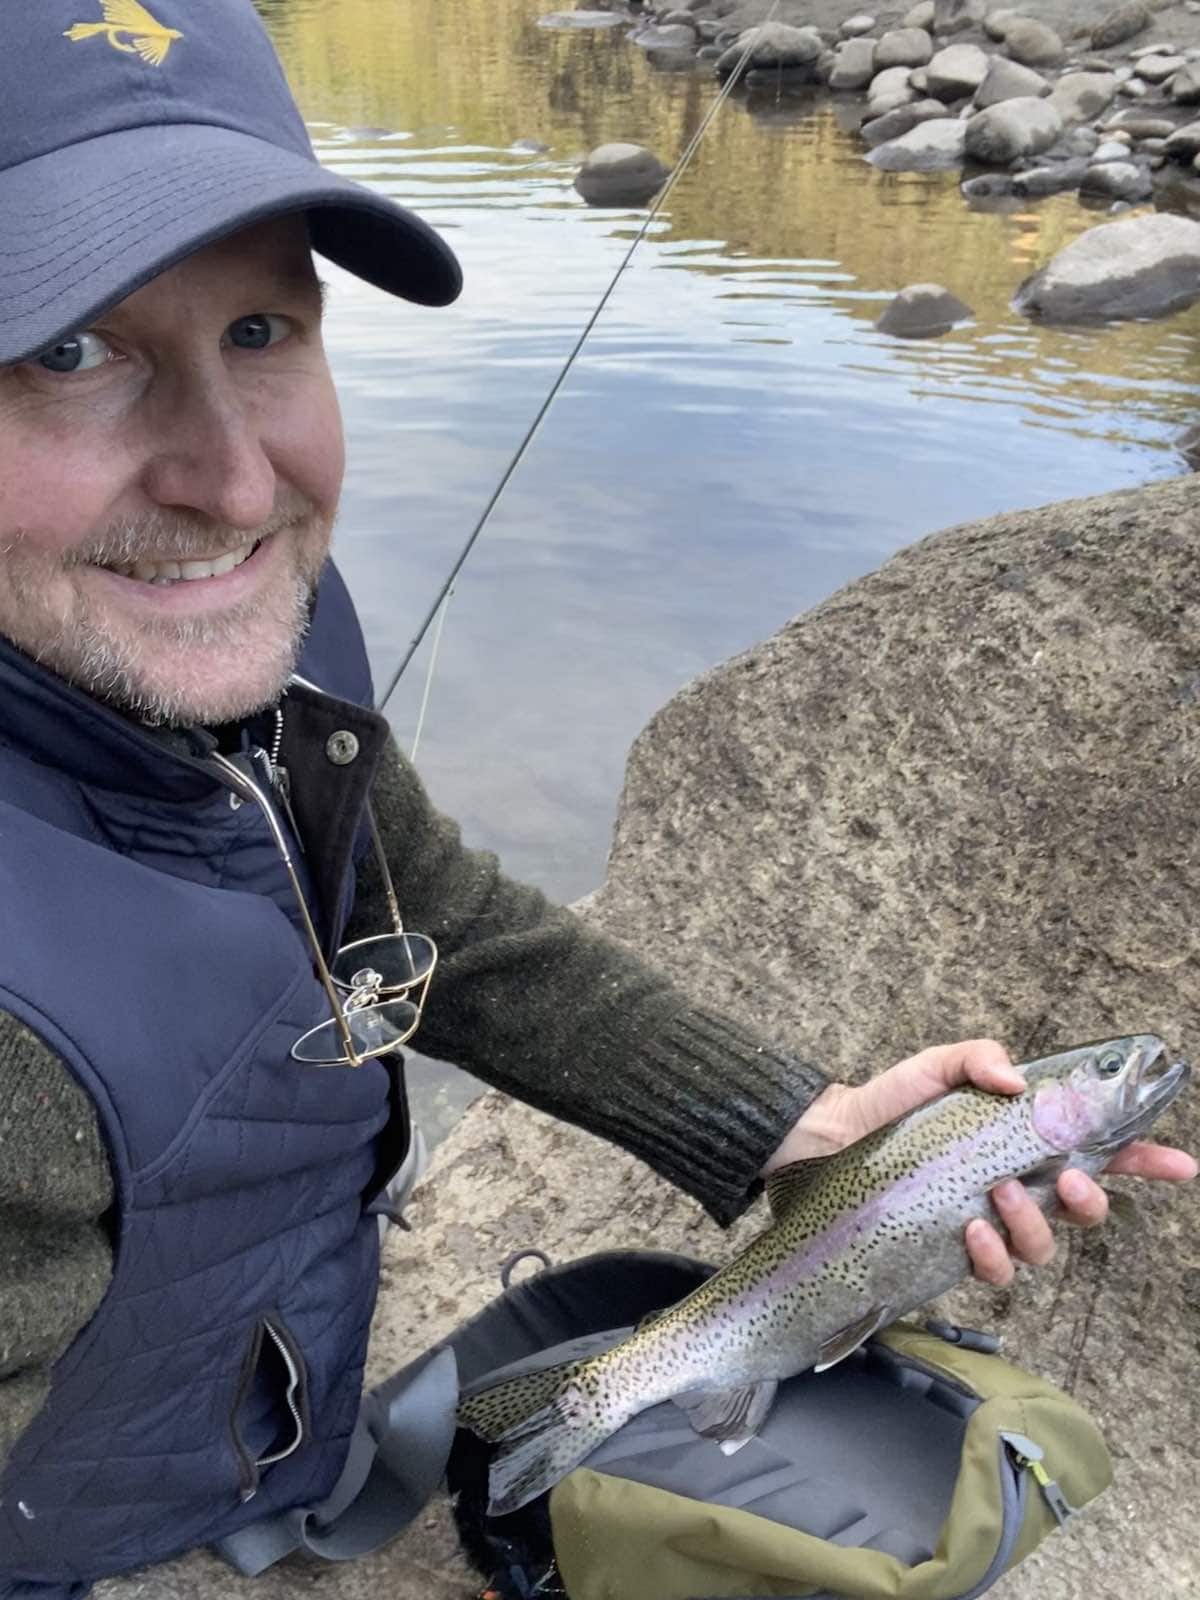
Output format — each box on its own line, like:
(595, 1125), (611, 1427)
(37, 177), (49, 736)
(855, 1040), (1023, 1133)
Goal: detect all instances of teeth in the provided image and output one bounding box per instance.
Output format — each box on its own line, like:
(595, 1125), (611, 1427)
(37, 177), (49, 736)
(108, 541), (258, 584)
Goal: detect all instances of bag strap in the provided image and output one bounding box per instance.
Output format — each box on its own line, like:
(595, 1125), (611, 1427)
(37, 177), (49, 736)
(213, 1345), (459, 1574)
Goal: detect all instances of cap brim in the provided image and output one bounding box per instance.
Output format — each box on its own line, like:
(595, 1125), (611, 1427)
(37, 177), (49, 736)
(0, 123), (462, 364)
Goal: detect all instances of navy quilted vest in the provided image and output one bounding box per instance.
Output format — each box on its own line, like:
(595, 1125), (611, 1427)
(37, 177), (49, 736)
(0, 565), (396, 1595)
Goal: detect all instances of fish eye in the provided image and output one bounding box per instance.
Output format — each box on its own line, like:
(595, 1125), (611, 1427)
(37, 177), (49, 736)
(1097, 1049), (1125, 1077)
(32, 330), (113, 374)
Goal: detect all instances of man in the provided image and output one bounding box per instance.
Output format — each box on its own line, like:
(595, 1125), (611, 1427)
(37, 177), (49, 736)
(0, 3), (1193, 1596)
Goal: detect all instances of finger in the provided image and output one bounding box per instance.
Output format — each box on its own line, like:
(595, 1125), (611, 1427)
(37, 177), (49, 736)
(1102, 1143), (1199, 1183)
(966, 1218), (1015, 1286)
(1055, 1169), (1109, 1227)
(863, 1039), (1019, 1127)
(991, 1180), (1057, 1264)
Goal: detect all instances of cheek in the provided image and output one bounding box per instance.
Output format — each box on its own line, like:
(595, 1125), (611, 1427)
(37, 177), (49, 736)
(0, 416), (133, 555)
(264, 374), (344, 515)
(1031, 1083), (1099, 1150)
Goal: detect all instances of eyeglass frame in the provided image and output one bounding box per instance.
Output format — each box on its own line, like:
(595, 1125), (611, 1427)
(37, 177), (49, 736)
(210, 751), (436, 1068)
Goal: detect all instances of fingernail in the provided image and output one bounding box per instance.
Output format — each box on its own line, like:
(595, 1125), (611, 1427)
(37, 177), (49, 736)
(1061, 1172), (1089, 1205)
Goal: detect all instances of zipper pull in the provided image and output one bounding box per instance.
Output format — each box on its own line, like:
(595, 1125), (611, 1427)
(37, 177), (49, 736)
(272, 764), (306, 855)
(1000, 1430), (1077, 1527)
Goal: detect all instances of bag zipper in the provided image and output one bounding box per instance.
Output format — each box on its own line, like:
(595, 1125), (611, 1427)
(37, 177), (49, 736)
(256, 1318), (308, 1468)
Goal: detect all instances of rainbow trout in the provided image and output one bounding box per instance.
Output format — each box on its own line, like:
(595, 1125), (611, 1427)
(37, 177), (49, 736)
(458, 1034), (1189, 1515)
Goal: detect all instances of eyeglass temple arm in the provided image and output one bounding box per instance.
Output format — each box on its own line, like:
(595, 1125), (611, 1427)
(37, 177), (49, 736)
(210, 752), (362, 1066)
(365, 800), (405, 936)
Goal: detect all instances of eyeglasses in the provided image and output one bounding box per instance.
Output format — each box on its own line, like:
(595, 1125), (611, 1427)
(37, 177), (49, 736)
(211, 753), (437, 1067)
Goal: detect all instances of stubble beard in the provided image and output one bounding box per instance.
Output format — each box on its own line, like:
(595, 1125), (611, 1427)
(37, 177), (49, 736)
(1, 496), (332, 728)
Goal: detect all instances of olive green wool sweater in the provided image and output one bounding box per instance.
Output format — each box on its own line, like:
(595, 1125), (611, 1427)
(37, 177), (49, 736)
(0, 735), (828, 1478)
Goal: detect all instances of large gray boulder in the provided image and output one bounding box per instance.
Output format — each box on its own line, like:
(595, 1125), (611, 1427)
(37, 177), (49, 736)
(875, 26), (934, 68)
(715, 19), (822, 74)
(96, 477), (1200, 1600)
(1091, 3), (1151, 50)
(829, 36), (878, 91)
(1013, 212), (1200, 322)
(1002, 16), (1065, 67)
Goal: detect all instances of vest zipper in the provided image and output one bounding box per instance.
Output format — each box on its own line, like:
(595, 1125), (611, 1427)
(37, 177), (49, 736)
(256, 1319), (307, 1467)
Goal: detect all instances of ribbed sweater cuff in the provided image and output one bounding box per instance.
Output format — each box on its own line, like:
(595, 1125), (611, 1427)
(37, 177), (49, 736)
(612, 1003), (830, 1228)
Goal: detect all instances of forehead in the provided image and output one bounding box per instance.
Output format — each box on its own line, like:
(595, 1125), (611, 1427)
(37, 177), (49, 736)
(106, 214), (318, 322)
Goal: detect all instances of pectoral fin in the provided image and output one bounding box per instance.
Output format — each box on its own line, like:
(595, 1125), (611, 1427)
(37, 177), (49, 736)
(814, 1305), (891, 1372)
(671, 1378), (778, 1451)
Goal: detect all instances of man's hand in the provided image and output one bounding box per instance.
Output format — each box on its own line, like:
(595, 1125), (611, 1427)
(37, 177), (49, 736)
(763, 1039), (1197, 1286)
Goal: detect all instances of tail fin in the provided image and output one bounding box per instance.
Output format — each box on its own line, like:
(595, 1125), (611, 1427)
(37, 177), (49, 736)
(458, 1357), (623, 1516)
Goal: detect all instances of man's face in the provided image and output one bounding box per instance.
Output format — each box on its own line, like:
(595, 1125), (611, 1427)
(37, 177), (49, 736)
(0, 216), (344, 726)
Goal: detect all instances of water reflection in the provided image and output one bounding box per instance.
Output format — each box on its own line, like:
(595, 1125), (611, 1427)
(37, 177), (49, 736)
(255, 0), (1199, 1139)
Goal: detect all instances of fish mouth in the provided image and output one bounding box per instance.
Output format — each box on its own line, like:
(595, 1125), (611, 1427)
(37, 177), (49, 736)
(1086, 1038), (1191, 1156)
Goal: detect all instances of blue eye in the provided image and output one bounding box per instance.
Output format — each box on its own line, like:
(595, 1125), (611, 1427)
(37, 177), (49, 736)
(1097, 1050), (1125, 1077)
(228, 314), (290, 350)
(34, 331), (112, 373)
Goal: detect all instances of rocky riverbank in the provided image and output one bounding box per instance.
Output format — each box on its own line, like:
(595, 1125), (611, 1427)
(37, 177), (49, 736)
(563, 1), (1200, 322)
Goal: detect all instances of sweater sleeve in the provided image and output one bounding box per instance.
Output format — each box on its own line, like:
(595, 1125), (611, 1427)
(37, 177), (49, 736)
(0, 1013), (114, 1473)
(346, 736), (831, 1225)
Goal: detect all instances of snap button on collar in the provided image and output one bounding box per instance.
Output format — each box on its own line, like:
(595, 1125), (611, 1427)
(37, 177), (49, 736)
(326, 730), (360, 766)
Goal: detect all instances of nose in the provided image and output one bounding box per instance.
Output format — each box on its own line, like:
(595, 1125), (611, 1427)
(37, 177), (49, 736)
(137, 364), (277, 530)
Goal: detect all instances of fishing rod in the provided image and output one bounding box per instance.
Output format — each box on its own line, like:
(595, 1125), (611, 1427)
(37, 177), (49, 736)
(375, 5), (781, 719)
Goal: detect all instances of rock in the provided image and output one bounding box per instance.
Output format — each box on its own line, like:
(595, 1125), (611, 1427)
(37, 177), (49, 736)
(875, 26), (933, 68)
(926, 42), (991, 98)
(964, 96), (1063, 164)
(1057, 125), (1101, 156)
(1090, 4), (1151, 50)
(961, 170), (1017, 197)
(1049, 71), (1119, 125)
(910, 66), (930, 92)
(932, 0), (985, 35)
(1137, 54), (1187, 83)
(585, 473), (1200, 1600)
(840, 13), (877, 38)
(715, 20), (822, 75)
(876, 282), (973, 334)
(1079, 159), (1154, 200)
(870, 88), (921, 115)
(829, 36), (877, 89)
(632, 21), (698, 51)
(975, 57), (1051, 107)
(1013, 211), (1200, 320)
(1093, 139), (1135, 160)
(536, 7), (627, 24)
(574, 143), (670, 206)
(1130, 42), (1177, 60)
(1173, 65), (1200, 103)
(903, 0), (936, 26)
(1011, 157), (1091, 196)
(1002, 17), (1065, 68)
(983, 7), (1020, 41)
(660, 10), (700, 26)
(860, 98), (951, 146)
(1120, 77), (1149, 98)
(1164, 119), (1200, 159)
(510, 137), (551, 154)
(1103, 111), (1176, 137)
(866, 117), (968, 169)
(869, 63), (916, 101)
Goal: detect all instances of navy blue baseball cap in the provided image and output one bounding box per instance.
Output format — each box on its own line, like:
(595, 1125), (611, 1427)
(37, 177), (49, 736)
(0, 0), (462, 364)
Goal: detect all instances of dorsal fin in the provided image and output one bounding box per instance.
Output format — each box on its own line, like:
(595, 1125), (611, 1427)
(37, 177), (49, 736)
(764, 1152), (836, 1219)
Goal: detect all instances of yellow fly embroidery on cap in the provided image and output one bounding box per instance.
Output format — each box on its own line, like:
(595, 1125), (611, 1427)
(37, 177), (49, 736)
(64, 0), (183, 66)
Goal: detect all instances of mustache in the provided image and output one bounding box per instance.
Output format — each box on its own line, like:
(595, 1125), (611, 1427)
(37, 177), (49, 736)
(64, 493), (319, 568)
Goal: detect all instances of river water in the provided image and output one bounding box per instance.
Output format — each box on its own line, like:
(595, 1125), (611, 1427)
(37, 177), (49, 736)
(257, 0), (1200, 1137)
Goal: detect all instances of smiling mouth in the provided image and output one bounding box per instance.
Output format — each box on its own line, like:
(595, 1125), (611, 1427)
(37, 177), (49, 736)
(98, 537), (264, 586)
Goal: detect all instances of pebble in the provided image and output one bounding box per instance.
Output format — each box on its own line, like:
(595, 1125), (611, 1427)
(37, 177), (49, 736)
(1131, 43), (1176, 60)
(841, 14), (878, 37)
(1135, 55), (1187, 83)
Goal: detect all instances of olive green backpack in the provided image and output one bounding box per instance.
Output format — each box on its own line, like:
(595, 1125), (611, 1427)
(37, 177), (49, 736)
(446, 1250), (1112, 1600)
